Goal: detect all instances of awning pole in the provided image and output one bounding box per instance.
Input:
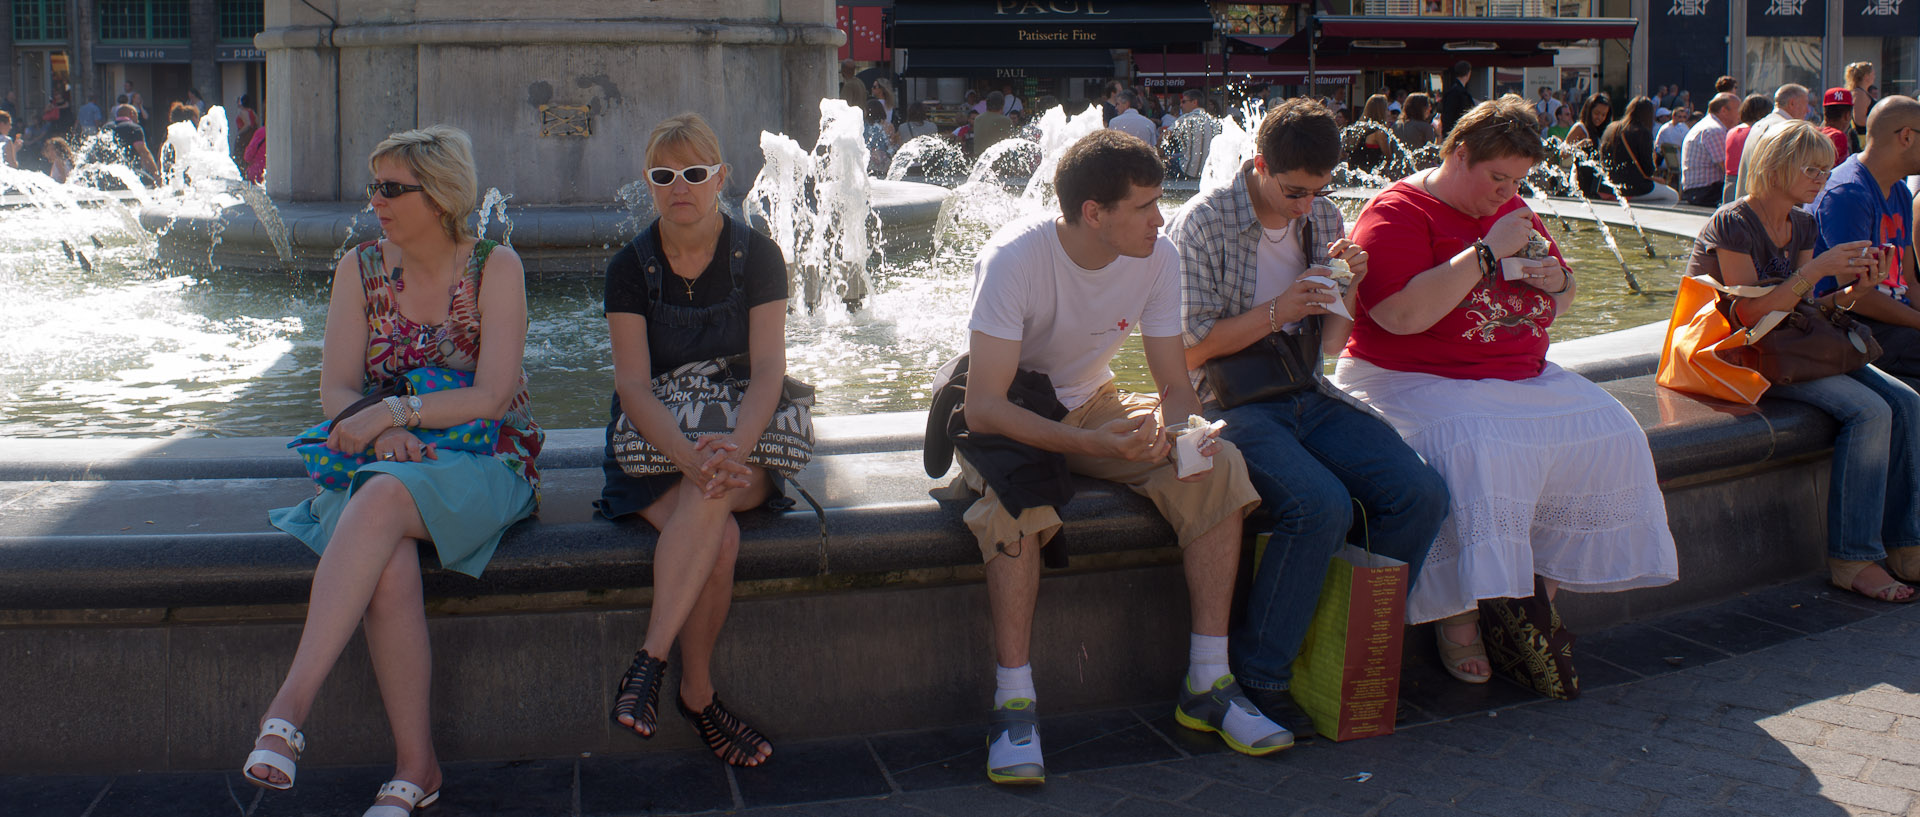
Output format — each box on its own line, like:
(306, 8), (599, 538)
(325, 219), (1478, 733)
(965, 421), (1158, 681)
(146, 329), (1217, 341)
(1307, 5), (1318, 96)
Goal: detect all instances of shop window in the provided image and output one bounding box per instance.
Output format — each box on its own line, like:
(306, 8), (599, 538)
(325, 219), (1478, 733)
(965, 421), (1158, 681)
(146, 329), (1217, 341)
(1745, 37), (1822, 97)
(97, 0), (191, 42)
(219, 0), (263, 42)
(12, 0), (69, 43)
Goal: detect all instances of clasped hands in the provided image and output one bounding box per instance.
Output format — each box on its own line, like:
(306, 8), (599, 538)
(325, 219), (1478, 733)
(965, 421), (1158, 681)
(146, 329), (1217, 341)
(1093, 413), (1221, 483)
(674, 434), (757, 499)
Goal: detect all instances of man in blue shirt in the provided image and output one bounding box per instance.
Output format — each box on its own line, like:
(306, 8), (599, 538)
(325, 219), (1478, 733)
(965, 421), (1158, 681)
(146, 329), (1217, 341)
(1814, 96), (1920, 385)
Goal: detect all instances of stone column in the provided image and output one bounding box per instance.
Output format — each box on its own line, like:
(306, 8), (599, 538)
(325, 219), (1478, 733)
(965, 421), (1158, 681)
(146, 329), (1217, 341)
(190, 0), (220, 103)
(1629, 0), (1650, 97)
(1824, 0), (1845, 89)
(1727, 0), (1745, 95)
(72, 0), (95, 105)
(0, 0), (14, 104)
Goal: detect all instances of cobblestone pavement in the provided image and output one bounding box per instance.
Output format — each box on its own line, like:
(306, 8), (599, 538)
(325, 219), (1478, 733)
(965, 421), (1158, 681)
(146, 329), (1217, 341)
(5, 580), (1918, 817)
(717, 595), (1920, 817)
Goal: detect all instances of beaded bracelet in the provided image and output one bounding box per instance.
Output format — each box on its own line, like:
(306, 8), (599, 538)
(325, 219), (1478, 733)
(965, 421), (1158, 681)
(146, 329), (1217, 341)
(383, 396), (407, 428)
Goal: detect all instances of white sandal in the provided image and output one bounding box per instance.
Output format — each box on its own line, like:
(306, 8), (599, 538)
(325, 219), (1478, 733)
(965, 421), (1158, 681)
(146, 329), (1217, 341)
(363, 779), (441, 817)
(241, 717), (306, 790)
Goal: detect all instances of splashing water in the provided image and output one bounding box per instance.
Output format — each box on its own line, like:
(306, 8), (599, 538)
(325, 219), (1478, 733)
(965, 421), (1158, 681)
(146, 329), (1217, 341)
(886, 135), (970, 185)
(474, 187), (515, 245)
(746, 98), (882, 312)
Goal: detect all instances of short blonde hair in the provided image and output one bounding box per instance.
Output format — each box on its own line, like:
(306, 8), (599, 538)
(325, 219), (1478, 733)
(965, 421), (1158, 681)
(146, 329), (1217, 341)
(644, 113), (725, 170)
(369, 125), (478, 240)
(1745, 120), (1834, 200)
(1846, 62), (1874, 89)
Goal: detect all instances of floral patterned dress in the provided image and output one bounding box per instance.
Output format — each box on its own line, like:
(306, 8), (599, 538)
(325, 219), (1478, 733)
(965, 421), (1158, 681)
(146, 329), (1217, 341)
(355, 238), (543, 494)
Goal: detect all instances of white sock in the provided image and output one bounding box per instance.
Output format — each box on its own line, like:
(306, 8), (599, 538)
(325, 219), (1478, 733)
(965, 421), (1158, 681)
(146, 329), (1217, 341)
(994, 663), (1036, 708)
(1188, 633), (1231, 692)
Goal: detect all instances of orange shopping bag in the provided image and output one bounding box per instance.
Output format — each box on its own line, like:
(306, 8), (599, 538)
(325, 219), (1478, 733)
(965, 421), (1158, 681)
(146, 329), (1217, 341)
(1656, 275), (1772, 405)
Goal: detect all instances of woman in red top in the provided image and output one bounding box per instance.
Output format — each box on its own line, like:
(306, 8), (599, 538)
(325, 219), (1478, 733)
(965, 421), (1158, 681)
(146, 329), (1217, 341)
(1721, 94), (1773, 205)
(1334, 96), (1677, 689)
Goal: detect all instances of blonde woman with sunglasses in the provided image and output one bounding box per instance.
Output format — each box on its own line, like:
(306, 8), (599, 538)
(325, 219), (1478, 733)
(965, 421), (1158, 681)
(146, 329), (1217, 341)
(246, 125), (543, 816)
(596, 112), (785, 767)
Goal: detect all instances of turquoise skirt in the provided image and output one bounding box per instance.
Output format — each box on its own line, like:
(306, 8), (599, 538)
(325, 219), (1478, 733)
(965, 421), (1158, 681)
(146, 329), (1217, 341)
(268, 451), (536, 578)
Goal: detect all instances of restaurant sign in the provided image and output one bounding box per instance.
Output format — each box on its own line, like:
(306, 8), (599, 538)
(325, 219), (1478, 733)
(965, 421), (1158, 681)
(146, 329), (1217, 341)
(891, 1), (1215, 49)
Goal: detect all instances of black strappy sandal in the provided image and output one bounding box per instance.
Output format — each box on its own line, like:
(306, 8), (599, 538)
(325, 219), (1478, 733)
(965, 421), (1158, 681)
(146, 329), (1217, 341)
(610, 650), (668, 738)
(679, 694), (773, 767)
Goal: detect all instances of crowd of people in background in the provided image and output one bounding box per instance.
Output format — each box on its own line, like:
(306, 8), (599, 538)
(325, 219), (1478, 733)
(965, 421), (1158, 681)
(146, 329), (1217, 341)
(0, 81), (264, 186)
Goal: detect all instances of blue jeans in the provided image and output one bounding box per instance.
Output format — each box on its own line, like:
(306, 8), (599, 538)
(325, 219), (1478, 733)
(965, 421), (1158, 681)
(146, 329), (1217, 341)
(1766, 366), (1920, 560)
(1209, 389), (1450, 692)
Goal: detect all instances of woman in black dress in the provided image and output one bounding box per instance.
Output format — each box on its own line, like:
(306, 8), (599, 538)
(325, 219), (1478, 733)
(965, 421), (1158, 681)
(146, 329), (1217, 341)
(597, 112), (789, 768)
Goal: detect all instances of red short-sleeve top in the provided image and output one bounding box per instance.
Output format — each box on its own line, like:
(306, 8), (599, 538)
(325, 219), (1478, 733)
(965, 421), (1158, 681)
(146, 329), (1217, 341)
(1345, 180), (1566, 381)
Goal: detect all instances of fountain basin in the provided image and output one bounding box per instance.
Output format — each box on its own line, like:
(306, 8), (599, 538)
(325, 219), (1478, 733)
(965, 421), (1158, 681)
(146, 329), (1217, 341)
(138, 179), (953, 274)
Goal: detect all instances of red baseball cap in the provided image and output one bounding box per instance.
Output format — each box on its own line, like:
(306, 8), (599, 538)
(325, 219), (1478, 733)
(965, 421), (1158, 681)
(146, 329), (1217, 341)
(1824, 87), (1854, 107)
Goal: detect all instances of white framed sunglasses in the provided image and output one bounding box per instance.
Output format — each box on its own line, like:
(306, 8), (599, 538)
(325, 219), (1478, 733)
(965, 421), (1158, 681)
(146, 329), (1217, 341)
(647, 164), (724, 186)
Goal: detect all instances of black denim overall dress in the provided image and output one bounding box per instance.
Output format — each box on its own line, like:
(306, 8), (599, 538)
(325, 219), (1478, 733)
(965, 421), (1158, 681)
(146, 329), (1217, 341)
(596, 217), (755, 519)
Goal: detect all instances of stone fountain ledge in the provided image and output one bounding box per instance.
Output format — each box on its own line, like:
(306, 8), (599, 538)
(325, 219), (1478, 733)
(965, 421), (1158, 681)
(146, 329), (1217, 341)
(138, 179), (952, 274)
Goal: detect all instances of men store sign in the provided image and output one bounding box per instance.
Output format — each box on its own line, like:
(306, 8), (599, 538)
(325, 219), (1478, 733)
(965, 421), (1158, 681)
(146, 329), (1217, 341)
(1750, 0), (1822, 37)
(1846, 0), (1917, 33)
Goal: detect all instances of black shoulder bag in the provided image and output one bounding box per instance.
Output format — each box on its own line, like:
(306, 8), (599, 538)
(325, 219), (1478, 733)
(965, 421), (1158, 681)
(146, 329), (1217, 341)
(1200, 217), (1325, 410)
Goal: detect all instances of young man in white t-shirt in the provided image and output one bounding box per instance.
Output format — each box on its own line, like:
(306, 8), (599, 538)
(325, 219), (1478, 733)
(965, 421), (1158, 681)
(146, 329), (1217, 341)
(1169, 99), (1450, 719)
(960, 129), (1282, 785)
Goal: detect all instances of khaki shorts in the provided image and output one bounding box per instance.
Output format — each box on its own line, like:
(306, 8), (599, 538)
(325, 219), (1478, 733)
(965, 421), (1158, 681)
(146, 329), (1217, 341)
(956, 382), (1261, 563)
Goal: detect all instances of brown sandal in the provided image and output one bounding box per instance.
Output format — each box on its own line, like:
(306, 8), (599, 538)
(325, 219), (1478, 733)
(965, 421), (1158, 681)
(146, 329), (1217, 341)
(679, 694), (773, 767)
(1829, 558), (1920, 604)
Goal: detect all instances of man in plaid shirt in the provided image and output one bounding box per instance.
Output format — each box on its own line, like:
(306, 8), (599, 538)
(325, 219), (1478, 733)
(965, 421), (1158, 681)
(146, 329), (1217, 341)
(1168, 99), (1450, 731)
(1680, 93), (1739, 206)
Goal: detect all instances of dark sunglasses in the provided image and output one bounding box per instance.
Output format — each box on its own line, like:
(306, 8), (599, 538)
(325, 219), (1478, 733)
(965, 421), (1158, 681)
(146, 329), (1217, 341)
(1281, 186), (1334, 200)
(367, 181), (426, 199)
(647, 164), (724, 186)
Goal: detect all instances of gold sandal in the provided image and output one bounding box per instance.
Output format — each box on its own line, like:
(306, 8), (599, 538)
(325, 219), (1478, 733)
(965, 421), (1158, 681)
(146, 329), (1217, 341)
(1829, 558), (1920, 604)
(1436, 610), (1491, 684)
(1886, 547), (1920, 584)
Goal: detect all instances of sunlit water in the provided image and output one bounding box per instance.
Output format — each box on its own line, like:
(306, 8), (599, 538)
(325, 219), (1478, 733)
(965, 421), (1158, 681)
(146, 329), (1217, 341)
(0, 191), (1687, 438)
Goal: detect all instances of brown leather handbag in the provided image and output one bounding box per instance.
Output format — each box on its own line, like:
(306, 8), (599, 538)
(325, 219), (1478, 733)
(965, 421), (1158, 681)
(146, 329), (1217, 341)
(1720, 280), (1882, 384)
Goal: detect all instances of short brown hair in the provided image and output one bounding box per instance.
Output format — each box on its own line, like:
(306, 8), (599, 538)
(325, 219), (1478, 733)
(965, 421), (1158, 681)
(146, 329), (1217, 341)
(1054, 129), (1163, 224)
(0, 110), (10, 127)
(1439, 94), (1545, 166)
(1256, 98), (1341, 176)
(1715, 75), (1738, 94)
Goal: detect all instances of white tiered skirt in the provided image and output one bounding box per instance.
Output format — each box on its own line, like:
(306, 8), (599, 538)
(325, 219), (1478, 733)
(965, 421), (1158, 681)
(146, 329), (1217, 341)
(1333, 358), (1680, 624)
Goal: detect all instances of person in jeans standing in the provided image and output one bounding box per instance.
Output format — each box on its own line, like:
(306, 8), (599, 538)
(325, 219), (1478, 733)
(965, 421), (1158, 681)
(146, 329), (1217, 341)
(1171, 98), (1450, 707)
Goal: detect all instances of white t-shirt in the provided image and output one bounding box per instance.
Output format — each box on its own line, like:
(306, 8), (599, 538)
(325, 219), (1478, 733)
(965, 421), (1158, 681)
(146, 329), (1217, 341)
(970, 215), (1184, 410)
(1251, 219), (1309, 333)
